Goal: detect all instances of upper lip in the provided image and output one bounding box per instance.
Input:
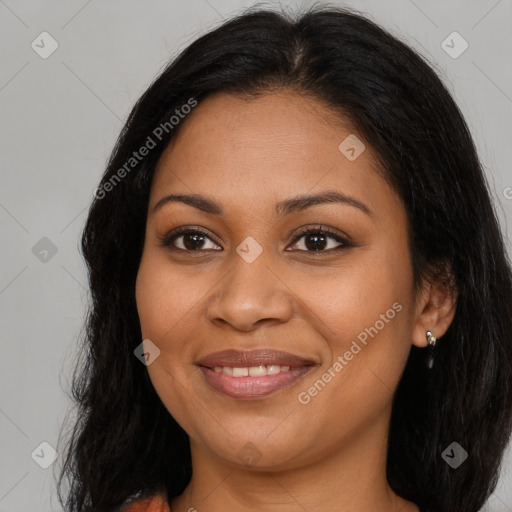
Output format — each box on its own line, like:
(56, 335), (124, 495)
(196, 349), (316, 369)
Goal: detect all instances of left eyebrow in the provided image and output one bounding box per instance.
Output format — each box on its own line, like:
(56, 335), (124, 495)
(275, 190), (373, 218)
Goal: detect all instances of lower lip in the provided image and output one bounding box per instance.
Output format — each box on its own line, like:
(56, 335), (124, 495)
(199, 366), (314, 399)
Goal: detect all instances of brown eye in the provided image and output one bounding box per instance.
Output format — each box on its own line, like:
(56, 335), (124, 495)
(160, 227), (222, 252)
(288, 225), (353, 253)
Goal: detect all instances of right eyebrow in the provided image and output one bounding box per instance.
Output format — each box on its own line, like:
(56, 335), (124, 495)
(152, 194), (223, 215)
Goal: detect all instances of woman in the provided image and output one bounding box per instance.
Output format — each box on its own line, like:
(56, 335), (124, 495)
(57, 5), (512, 512)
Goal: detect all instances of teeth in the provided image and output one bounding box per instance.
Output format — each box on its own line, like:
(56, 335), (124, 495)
(267, 364), (280, 375)
(249, 365), (267, 377)
(212, 365), (291, 377)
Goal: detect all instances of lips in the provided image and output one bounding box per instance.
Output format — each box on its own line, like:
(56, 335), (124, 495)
(196, 348), (315, 369)
(196, 349), (317, 399)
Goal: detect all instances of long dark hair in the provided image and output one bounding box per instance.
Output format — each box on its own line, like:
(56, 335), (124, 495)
(57, 4), (512, 511)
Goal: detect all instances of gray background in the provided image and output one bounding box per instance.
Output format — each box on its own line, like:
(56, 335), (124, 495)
(1, 0), (511, 510)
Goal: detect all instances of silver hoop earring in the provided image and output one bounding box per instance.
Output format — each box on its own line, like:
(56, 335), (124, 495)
(425, 330), (437, 369)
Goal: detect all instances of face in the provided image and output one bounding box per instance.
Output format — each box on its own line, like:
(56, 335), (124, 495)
(135, 89), (420, 470)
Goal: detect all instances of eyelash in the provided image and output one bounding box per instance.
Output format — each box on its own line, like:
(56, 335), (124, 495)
(158, 224), (354, 254)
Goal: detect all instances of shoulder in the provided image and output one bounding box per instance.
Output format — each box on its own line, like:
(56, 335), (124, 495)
(119, 492), (170, 512)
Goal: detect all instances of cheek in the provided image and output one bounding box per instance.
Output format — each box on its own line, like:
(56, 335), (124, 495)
(300, 248), (413, 391)
(135, 255), (206, 433)
(134, 253), (204, 419)
(292, 273), (412, 441)
(135, 252), (205, 345)
(135, 259), (175, 341)
(301, 253), (408, 343)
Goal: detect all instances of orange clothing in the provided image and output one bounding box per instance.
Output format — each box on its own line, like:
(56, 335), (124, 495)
(120, 493), (171, 512)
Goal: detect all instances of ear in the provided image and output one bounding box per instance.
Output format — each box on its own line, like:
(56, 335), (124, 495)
(411, 265), (458, 348)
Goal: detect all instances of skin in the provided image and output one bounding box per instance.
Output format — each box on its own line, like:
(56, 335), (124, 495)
(135, 89), (457, 512)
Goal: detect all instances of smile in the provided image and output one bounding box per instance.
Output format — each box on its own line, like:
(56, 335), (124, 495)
(196, 348), (317, 399)
(213, 364), (290, 376)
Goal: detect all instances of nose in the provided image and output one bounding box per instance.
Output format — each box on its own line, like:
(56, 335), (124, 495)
(205, 247), (294, 332)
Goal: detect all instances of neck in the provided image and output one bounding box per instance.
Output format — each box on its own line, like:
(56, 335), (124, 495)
(170, 410), (419, 512)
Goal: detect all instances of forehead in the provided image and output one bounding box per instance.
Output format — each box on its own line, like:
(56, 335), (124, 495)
(150, 90), (398, 217)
